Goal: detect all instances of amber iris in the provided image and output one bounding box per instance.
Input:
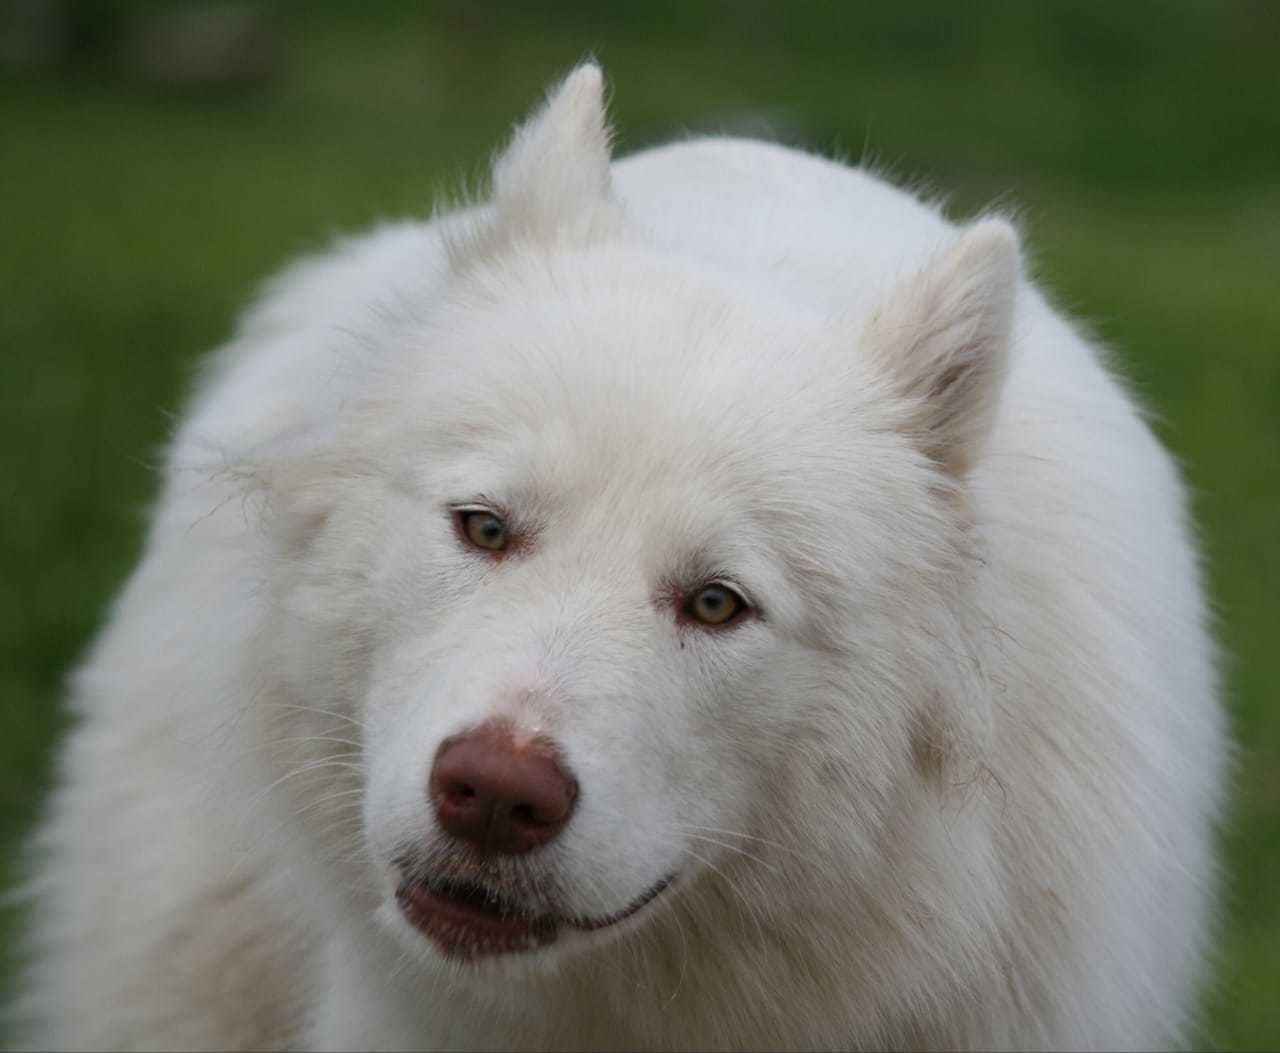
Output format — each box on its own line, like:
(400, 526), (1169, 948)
(460, 510), (508, 551)
(687, 583), (745, 626)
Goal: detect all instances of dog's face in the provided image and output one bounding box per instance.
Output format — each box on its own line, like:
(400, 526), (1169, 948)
(257, 66), (1016, 977)
(354, 253), (940, 967)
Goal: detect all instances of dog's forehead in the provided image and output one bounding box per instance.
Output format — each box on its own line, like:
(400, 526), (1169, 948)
(426, 245), (833, 405)
(448, 387), (765, 521)
(434, 273), (841, 442)
(403, 248), (896, 553)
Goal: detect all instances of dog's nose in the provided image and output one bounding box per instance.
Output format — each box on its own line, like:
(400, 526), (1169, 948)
(429, 723), (578, 854)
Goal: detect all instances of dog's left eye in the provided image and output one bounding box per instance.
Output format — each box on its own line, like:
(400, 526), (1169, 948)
(686, 583), (747, 627)
(457, 510), (508, 552)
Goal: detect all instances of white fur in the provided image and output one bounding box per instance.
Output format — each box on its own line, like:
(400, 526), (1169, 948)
(10, 65), (1226, 1051)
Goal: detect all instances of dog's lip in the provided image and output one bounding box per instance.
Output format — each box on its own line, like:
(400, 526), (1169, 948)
(396, 879), (556, 960)
(566, 873), (674, 931)
(395, 873), (675, 960)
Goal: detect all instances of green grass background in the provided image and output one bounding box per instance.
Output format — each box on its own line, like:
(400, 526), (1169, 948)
(2, 2), (1277, 1046)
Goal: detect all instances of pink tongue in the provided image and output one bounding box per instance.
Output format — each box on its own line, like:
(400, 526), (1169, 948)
(396, 883), (556, 960)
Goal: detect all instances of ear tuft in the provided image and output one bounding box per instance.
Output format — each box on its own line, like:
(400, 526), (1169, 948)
(489, 62), (614, 242)
(866, 219), (1020, 476)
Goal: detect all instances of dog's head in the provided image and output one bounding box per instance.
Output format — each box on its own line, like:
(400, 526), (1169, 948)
(254, 65), (1018, 977)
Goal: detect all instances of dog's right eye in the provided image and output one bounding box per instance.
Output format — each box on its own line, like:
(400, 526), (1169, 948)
(456, 510), (508, 552)
(686, 582), (748, 627)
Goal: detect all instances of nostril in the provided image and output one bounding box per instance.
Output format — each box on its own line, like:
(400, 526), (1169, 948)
(441, 780), (477, 806)
(509, 802), (544, 828)
(507, 774), (578, 831)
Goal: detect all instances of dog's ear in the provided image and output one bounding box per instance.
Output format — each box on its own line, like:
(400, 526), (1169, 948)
(492, 63), (613, 228)
(865, 220), (1020, 476)
(448, 63), (618, 268)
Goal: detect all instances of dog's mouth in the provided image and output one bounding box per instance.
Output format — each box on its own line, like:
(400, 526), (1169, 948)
(395, 873), (674, 961)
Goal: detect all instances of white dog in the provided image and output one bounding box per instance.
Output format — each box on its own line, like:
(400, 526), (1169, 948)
(11, 65), (1226, 1051)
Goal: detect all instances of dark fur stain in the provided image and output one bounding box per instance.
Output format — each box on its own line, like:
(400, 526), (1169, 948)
(911, 710), (947, 783)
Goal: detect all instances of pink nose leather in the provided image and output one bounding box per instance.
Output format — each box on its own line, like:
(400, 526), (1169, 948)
(429, 723), (578, 855)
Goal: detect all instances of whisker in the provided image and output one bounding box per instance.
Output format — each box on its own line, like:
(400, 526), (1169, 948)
(678, 845), (772, 951)
(663, 889), (691, 1006)
(293, 787), (367, 820)
(246, 758), (367, 813)
(265, 702), (370, 732)
(672, 822), (821, 867)
(235, 736), (365, 759)
(681, 832), (780, 873)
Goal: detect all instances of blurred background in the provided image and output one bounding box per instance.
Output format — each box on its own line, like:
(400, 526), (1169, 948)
(1, 0), (1276, 1045)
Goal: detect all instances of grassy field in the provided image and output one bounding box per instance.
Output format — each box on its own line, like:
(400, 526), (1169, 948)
(2, 2), (1277, 1046)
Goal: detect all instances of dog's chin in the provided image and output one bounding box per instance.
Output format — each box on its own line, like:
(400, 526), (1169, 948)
(392, 871), (675, 966)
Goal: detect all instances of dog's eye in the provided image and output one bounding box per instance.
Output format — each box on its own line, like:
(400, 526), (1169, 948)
(458, 510), (508, 552)
(686, 583), (746, 627)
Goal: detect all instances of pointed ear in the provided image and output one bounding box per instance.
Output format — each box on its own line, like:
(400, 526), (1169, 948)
(865, 219), (1020, 476)
(489, 63), (614, 242)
